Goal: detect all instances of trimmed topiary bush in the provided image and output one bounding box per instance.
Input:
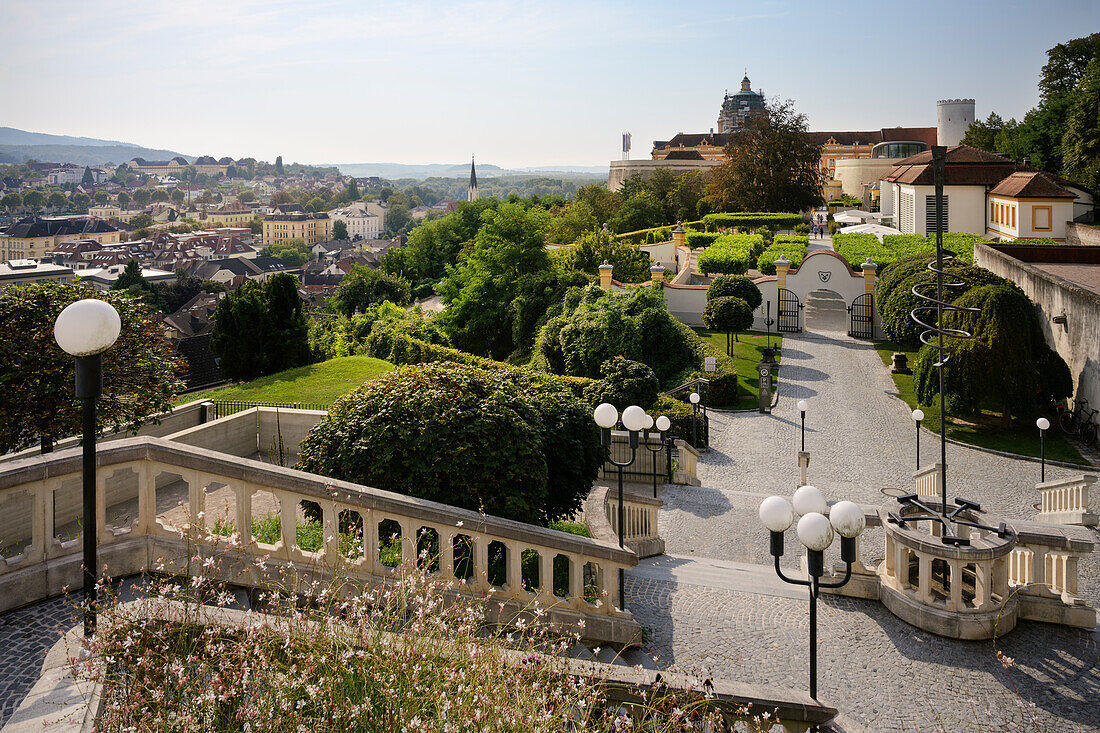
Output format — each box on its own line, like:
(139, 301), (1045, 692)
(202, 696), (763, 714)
(706, 275), (762, 311)
(296, 362), (602, 525)
(756, 235), (807, 275)
(686, 232), (720, 248)
(702, 296), (753, 353)
(696, 234), (765, 275)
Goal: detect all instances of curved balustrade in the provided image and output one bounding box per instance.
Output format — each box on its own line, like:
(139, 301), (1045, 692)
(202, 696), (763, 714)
(0, 436), (642, 646)
(1036, 474), (1097, 526)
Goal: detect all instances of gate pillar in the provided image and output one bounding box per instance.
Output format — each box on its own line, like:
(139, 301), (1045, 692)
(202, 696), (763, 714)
(861, 257), (877, 295)
(775, 256), (791, 291)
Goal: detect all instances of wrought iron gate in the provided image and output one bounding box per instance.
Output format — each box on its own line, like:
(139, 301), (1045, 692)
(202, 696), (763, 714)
(777, 288), (802, 333)
(847, 293), (874, 339)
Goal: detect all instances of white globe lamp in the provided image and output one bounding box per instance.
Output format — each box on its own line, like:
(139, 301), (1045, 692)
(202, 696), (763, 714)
(593, 403), (618, 430)
(655, 415), (671, 432)
(792, 485), (827, 516)
(621, 405), (647, 433)
(54, 299), (121, 357)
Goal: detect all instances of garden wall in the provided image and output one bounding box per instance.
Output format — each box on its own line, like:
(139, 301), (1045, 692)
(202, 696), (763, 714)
(1066, 222), (1100, 247)
(975, 243), (1100, 410)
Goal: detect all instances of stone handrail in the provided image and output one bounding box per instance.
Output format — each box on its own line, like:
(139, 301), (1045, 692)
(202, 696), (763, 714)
(673, 439), (701, 486)
(583, 486), (664, 560)
(0, 436), (641, 646)
(1036, 474), (1097, 526)
(913, 463), (943, 499)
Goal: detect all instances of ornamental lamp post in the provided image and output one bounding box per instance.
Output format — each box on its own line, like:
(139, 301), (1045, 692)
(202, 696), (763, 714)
(689, 392), (700, 447)
(912, 409), (925, 469)
(643, 414), (670, 498)
(54, 298), (122, 637)
(759, 487), (865, 701)
(797, 399), (808, 452)
(1036, 417), (1050, 482)
(594, 403), (646, 609)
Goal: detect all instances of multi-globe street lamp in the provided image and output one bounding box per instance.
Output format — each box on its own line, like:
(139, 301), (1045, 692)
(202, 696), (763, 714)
(642, 414), (671, 498)
(759, 486), (866, 701)
(1036, 417), (1050, 482)
(593, 402), (646, 608)
(912, 408), (925, 469)
(54, 298), (122, 637)
(797, 399), (808, 452)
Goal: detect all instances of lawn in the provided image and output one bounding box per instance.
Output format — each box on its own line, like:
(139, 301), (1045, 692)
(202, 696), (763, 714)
(180, 356), (395, 407)
(873, 341), (1087, 465)
(692, 329), (783, 410)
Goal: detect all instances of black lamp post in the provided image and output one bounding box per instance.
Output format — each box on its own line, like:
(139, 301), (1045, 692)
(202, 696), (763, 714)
(689, 391), (700, 447)
(643, 414), (671, 499)
(54, 298), (122, 637)
(594, 402), (646, 609)
(912, 409), (924, 469)
(759, 487), (865, 701)
(797, 399), (808, 452)
(1036, 417), (1050, 482)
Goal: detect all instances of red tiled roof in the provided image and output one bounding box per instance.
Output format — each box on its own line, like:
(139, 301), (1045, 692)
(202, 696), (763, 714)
(989, 172), (1074, 199)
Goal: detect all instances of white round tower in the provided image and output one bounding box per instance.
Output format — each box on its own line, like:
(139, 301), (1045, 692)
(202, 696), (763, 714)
(937, 99), (975, 147)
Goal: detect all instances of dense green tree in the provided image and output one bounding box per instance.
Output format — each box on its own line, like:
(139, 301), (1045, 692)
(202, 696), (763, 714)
(237, 189), (256, 203)
(81, 166), (94, 185)
(346, 179), (360, 200)
(961, 112), (1006, 151)
(332, 265), (411, 316)
(391, 198), (498, 285)
(707, 99), (823, 213)
(110, 259), (167, 311)
(130, 213), (154, 228)
(48, 191), (68, 210)
(562, 226), (652, 283)
(262, 238), (312, 266)
(914, 284), (1072, 426)
(573, 183), (620, 224)
(332, 219), (349, 240)
(1040, 33), (1100, 101)
(703, 296), (753, 353)
(274, 156), (284, 175)
(151, 189), (169, 203)
(132, 188), (151, 207)
(70, 192), (90, 212)
(116, 191), (131, 209)
(155, 272), (225, 313)
(1, 192), (22, 213)
(668, 170), (709, 222)
(545, 200), (598, 243)
(1062, 58), (1100, 193)
(22, 190), (45, 212)
(170, 189), (185, 207)
(507, 269), (589, 359)
(0, 282), (184, 453)
(94, 191), (109, 206)
(438, 203), (550, 359)
(610, 191), (665, 233)
(210, 273), (310, 381)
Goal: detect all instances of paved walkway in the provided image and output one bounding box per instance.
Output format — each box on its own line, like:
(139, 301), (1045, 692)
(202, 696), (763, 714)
(625, 317), (1100, 731)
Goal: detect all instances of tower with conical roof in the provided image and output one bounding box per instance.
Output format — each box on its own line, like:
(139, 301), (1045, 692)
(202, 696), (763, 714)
(467, 157), (479, 202)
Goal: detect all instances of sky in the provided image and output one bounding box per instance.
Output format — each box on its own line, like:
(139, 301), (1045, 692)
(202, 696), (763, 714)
(1, 0), (1097, 169)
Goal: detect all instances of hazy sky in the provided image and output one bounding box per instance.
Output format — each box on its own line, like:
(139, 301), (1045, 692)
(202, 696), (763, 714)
(1, 0), (1097, 168)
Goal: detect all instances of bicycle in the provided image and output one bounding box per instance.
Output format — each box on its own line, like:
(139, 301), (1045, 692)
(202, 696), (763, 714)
(1059, 398), (1098, 445)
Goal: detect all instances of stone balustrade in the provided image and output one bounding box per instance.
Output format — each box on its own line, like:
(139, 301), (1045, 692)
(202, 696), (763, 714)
(0, 436), (642, 646)
(1006, 520), (1095, 629)
(913, 463), (943, 499)
(673, 439), (701, 486)
(584, 485), (665, 559)
(1036, 474), (1097, 526)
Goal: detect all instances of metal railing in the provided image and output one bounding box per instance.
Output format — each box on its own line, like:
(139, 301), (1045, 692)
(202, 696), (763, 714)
(207, 399), (330, 420)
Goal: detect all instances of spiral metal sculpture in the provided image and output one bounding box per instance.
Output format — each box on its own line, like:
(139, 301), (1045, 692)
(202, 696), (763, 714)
(904, 146), (981, 536)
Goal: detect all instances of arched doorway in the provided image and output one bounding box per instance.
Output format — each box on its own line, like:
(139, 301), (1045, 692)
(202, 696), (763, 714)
(804, 289), (847, 333)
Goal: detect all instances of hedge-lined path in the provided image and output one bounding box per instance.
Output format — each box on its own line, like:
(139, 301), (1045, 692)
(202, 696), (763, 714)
(625, 321), (1100, 731)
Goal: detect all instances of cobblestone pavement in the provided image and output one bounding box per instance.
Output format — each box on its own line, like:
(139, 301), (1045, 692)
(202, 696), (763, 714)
(628, 322), (1100, 731)
(0, 595), (78, 727)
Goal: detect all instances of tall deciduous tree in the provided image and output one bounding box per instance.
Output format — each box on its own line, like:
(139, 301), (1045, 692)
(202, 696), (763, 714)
(703, 296), (753, 353)
(22, 190), (45, 212)
(1, 192), (22, 213)
(0, 282), (184, 453)
(210, 273), (310, 381)
(48, 191), (68, 210)
(332, 265), (411, 317)
(332, 219), (349, 240)
(707, 99), (823, 213)
(1062, 58), (1100, 193)
(132, 188), (151, 207)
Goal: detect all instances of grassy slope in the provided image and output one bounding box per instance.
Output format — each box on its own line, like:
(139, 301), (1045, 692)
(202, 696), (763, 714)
(692, 330), (783, 410)
(873, 341), (1087, 465)
(181, 356), (395, 406)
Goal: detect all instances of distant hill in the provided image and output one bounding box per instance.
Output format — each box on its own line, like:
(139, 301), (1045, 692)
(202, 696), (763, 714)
(334, 162), (605, 180)
(0, 126), (188, 167)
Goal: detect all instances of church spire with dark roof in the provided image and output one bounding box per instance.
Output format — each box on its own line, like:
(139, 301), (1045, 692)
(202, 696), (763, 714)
(467, 156), (479, 202)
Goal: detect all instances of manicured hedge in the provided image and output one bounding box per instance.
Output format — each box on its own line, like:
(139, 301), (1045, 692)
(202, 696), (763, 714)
(617, 220), (704, 244)
(696, 234), (766, 275)
(702, 213), (804, 231)
(686, 232), (720, 248)
(832, 232), (893, 269)
(756, 235), (808, 275)
(834, 232), (984, 270)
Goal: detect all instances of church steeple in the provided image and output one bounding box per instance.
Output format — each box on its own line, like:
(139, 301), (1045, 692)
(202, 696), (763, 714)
(467, 156), (479, 202)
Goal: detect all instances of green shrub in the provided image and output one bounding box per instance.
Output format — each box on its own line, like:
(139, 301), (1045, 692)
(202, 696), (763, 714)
(794, 223), (810, 235)
(297, 362), (602, 526)
(701, 212), (803, 231)
(686, 232), (719, 248)
(582, 356), (659, 410)
(696, 234), (765, 275)
(832, 232), (889, 268)
(705, 371), (739, 406)
(702, 296), (753, 352)
(756, 236), (807, 275)
(532, 284), (702, 385)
